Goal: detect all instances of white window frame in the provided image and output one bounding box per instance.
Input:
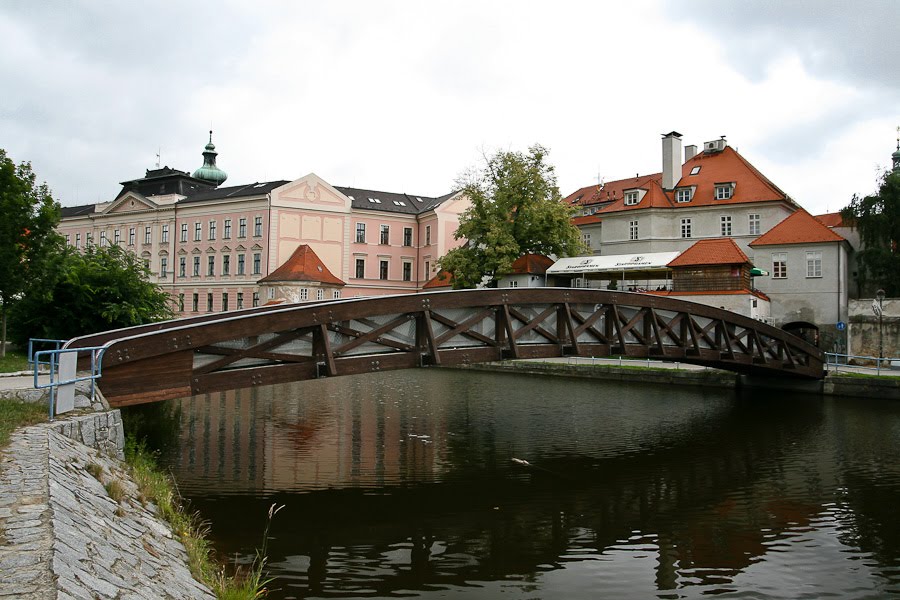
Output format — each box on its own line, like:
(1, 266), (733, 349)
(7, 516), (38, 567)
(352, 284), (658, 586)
(624, 191), (640, 206)
(749, 213), (761, 236)
(628, 220), (638, 240)
(721, 215), (732, 237)
(715, 184), (734, 200)
(806, 251), (822, 278)
(681, 218), (692, 238)
(676, 188), (692, 203)
(773, 252), (787, 279)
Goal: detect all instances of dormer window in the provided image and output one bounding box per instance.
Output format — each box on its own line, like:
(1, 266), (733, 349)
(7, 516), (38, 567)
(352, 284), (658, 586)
(690, 166), (701, 176)
(715, 183), (735, 200)
(675, 188), (693, 203)
(624, 191), (640, 206)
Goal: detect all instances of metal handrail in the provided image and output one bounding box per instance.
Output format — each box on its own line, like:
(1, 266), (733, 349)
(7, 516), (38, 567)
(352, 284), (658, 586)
(27, 338), (67, 369)
(825, 352), (899, 376)
(33, 345), (106, 421)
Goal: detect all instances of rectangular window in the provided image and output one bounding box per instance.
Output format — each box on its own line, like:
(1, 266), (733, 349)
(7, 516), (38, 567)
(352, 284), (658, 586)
(252, 292), (259, 307)
(207, 255), (215, 276)
(254, 216), (263, 237)
(773, 252), (787, 279)
(676, 189), (692, 203)
(379, 260), (389, 280)
(161, 224), (169, 243)
(239, 218), (247, 238)
(178, 293), (184, 312)
(128, 228), (135, 246)
(402, 262), (412, 281)
(300, 288), (309, 301)
(721, 215), (732, 236)
(380, 224), (390, 245)
(425, 225), (432, 246)
(355, 258), (365, 279)
(681, 218), (692, 238)
(222, 255), (230, 276)
(208, 220), (216, 240)
(114, 230), (121, 245)
(253, 253), (261, 275)
(582, 232), (591, 246)
(316, 288), (324, 300)
(207, 293), (213, 312)
(223, 219), (231, 239)
(75, 233), (81, 247)
(192, 293), (199, 312)
(100, 231), (107, 246)
(65, 234), (70, 245)
(222, 292), (229, 311)
(237, 254), (245, 275)
(180, 223), (188, 242)
(424, 260), (430, 277)
(179, 257), (186, 278)
(749, 213), (761, 236)
(333, 290), (341, 299)
(193, 256), (200, 276)
(715, 184), (733, 200)
(355, 223), (366, 243)
(629, 220), (638, 240)
(624, 191), (640, 205)
(194, 222), (201, 241)
(237, 292), (243, 309)
(86, 233), (93, 246)
(403, 227), (412, 247)
(806, 251), (822, 278)
(160, 257), (168, 278)
(144, 226), (152, 244)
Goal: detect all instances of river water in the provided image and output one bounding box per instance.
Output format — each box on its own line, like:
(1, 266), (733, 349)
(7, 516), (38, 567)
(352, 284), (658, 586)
(150, 369), (900, 599)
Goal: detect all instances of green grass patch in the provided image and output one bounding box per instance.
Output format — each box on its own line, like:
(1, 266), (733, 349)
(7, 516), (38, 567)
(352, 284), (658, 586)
(0, 351), (29, 374)
(827, 370), (900, 380)
(0, 399), (46, 448)
(124, 436), (274, 599)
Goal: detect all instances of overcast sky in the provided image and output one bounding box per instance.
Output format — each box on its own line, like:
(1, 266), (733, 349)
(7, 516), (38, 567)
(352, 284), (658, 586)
(1, 1), (897, 215)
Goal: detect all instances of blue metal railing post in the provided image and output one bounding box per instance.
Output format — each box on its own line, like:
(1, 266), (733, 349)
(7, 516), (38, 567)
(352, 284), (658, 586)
(32, 345), (107, 421)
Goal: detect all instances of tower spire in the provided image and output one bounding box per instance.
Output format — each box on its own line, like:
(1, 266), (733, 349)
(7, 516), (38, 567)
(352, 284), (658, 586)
(892, 125), (900, 173)
(192, 130), (228, 186)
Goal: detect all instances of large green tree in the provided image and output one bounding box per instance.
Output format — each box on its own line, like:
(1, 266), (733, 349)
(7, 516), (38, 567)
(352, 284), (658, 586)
(841, 170), (900, 296)
(0, 149), (61, 356)
(439, 145), (583, 288)
(9, 244), (174, 345)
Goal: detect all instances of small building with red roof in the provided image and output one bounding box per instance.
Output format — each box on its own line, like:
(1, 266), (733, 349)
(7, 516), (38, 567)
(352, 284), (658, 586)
(257, 244), (345, 303)
(497, 253), (556, 288)
(749, 209), (850, 336)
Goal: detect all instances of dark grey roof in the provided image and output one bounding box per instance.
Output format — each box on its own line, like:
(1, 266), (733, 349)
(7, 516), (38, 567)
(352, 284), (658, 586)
(334, 186), (458, 215)
(177, 180), (290, 204)
(116, 166), (216, 200)
(60, 204), (96, 217)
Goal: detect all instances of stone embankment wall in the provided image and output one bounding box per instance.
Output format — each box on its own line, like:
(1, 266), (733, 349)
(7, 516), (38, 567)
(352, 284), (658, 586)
(0, 411), (214, 599)
(848, 297), (899, 359)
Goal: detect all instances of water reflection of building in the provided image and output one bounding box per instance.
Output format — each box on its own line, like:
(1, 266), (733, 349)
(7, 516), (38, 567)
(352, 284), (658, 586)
(171, 378), (450, 494)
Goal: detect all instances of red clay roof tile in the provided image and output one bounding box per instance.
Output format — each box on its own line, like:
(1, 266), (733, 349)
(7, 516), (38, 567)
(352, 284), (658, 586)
(749, 209), (846, 246)
(423, 269), (453, 289)
(258, 244), (345, 285)
(509, 254), (554, 275)
(668, 238), (751, 267)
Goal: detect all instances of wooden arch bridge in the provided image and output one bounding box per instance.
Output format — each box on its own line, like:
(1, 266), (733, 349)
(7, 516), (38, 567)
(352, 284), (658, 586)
(66, 288), (825, 407)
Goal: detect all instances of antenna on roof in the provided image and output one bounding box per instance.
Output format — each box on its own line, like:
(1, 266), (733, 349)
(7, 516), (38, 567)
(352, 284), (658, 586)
(155, 148), (161, 169)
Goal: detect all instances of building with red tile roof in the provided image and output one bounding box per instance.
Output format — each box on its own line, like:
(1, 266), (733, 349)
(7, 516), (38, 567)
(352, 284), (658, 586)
(749, 210), (846, 247)
(498, 254), (557, 288)
(422, 269), (453, 289)
(667, 238), (750, 268)
(257, 244), (345, 303)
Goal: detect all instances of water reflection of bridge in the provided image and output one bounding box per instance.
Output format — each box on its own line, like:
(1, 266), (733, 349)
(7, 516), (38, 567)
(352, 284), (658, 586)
(68, 289), (825, 406)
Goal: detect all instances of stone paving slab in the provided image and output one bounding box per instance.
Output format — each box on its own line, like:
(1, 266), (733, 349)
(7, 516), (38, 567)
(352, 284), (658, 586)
(0, 422), (214, 599)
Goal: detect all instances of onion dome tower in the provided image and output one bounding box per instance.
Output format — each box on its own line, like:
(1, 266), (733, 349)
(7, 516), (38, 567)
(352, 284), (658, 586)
(892, 126), (900, 173)
(192, 130), (228, 186)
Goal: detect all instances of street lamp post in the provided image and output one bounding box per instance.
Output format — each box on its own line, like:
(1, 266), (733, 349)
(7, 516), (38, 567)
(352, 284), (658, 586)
(876, 289), (885, 371)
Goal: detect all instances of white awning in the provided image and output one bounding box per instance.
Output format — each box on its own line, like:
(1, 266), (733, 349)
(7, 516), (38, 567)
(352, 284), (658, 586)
(546, 252), (681, 276)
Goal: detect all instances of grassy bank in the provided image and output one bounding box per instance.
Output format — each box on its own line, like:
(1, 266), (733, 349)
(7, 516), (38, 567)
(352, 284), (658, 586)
(0, 399), (47, 448)
(124, 437), (271, 599)
(0, 351), (29, 373)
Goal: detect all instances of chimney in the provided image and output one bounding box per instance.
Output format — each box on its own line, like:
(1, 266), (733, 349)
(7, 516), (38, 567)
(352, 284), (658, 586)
(662, 131), (683, 190)
(684, 144), (698, 162)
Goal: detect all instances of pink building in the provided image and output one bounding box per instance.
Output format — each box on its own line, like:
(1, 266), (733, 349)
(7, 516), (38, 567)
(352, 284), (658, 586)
(57, 135), (469, 315)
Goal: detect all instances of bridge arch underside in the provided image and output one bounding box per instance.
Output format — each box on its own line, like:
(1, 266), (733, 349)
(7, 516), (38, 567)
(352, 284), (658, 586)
(78, 289), (825, 407)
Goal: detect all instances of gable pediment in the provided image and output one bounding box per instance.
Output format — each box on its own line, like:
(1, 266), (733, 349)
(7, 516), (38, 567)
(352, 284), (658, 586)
(235, 244), (246, 251)
(271, 173), (352, 212)
(103, 191), (158, 215)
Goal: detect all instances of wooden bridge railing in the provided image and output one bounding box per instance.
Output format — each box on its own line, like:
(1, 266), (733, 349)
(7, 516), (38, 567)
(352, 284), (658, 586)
(65, 288), (825, 406)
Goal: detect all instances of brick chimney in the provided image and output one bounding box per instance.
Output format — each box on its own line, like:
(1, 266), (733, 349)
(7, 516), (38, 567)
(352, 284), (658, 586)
(662, 131), (682, 190)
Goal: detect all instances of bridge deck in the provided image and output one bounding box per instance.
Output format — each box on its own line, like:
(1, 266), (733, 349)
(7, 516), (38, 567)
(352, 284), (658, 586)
(66, 289), (825, 406)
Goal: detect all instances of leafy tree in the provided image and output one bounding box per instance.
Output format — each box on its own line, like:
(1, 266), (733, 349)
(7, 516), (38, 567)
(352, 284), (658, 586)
(0, 149), (61, 356)
(841, 170), (900, 296)
(9, 244), (174, 345)
(439, 145), (584, 288)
